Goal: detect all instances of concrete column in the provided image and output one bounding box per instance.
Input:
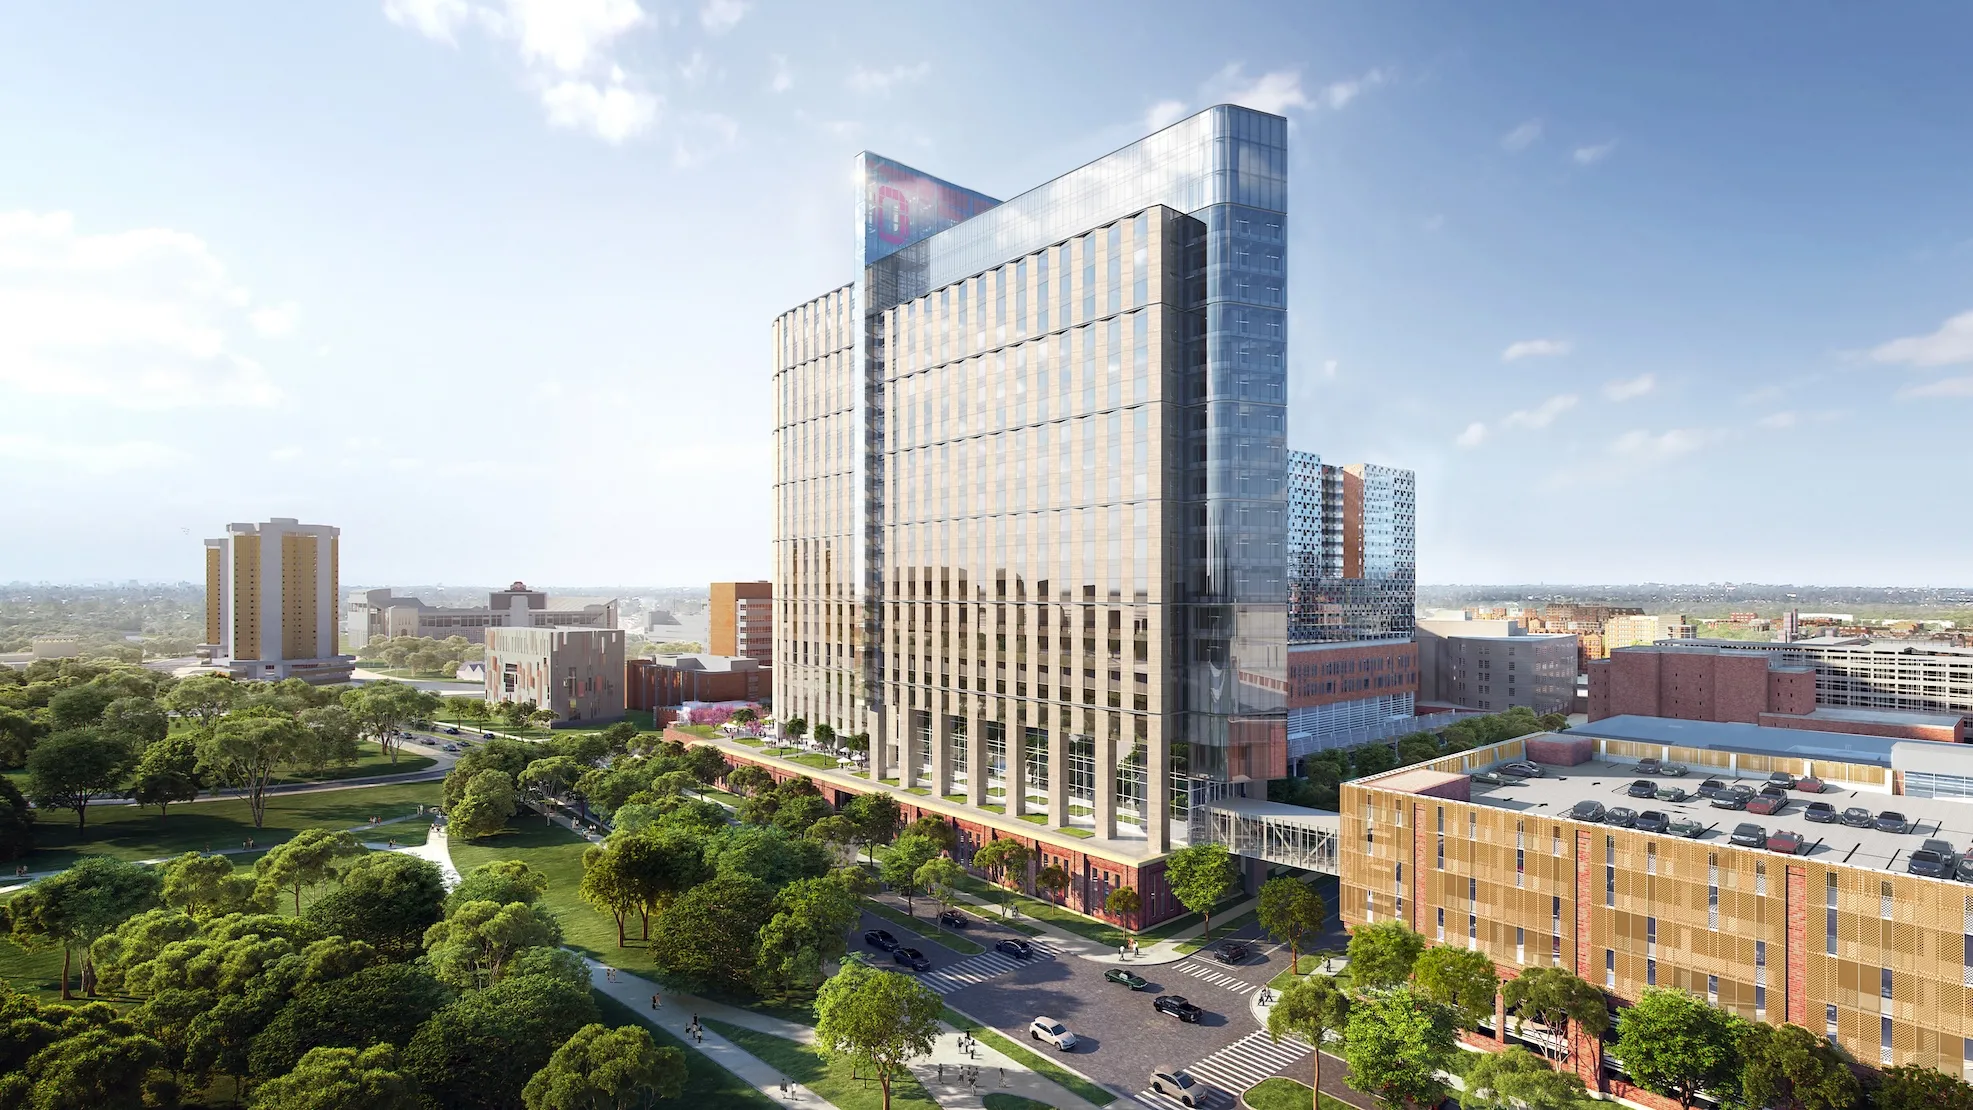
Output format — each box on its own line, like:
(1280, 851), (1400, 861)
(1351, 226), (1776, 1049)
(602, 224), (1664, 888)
(1049, 728), (1071, 827)
(869, 706), (891, 782)
(1094, 729), (1118, 840)
(930, 710), (952, 798)
(1146, 715), (1171, 852)
(900, 708), (919, 791)
(966, 704), (987, 807)
(1007, 724), (1028, 818)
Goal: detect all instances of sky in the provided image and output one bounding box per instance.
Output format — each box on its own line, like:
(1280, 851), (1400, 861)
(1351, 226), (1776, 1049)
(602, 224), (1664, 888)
(3, 2), (1971, 589)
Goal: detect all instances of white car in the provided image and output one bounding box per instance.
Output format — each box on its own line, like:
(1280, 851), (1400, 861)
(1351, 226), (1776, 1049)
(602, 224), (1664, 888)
(1028, 1016), (1079, 1051)
(1151, 1069), (1207, 1107)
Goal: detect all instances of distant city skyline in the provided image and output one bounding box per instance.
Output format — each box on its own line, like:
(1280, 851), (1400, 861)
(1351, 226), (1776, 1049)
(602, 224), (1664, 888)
(4, 4), (1973, 586)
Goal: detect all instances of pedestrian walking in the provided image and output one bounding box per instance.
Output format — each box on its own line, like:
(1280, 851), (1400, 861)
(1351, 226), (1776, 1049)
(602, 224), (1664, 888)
(999, 1067), (1006, 1087)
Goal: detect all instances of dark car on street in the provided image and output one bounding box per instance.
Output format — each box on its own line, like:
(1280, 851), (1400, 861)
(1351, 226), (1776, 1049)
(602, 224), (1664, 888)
(1569, 800), (1607, 823)
(1154, 995), (1205, 1023)
(1605, 806), (1638, 828)
(937, 909), (968, 930)
(1627, 780), (1658, 799)
(893, 947), (931, 972)
(1804, 802), (1839, 823)
(1875, 811), (1912, 834)
(1106, 968), (1149, 990)
(1840, 807), (1875, 828)
(863, 929), (900, 952)
(1745, 794), (1787, 816)
(1212, 941), (1251, 965)
(996, 939), (1034, 960)
(1767, 830), (1806, 856)
(1634, 811), (1670, 834)
(1729, 823), (1767, 848)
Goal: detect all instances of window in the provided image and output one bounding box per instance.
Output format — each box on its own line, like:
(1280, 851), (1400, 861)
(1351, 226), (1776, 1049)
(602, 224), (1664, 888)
(1646, 916), (1657, 956)
(1437, 907), (1446, 941)
(1516, 926), (1526, 964)
(1826, 1004), (1839, 1039)
(1881, 1016), (1894, 1065)
(1707, 974), (1719, 1003)
(1881, 967), (1894, 1000)
(1827, 873), (1840, 955)
(1605, 948), (1615, 989)
(1647, 958), (1657, 986)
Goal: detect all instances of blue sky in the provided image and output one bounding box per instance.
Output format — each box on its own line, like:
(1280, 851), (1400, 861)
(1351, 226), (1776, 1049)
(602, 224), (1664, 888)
(3, 2), (1970, 588)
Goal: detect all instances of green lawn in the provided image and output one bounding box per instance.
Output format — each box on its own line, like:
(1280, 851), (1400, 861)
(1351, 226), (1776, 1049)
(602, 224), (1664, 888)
(786, 753), (843, 771)
(1266, 954), (1328, 991)
(704, 1018), (942, 1110)
(23, 781), (442, 871)
(941, 1006), (1114, 1107)
(1135, 890), (1253, 944)
(861, 899), (984, 955)
(1244, 1077), (1357, 1110)
(953, 874), (1122, 946)
(592, 991), (779, 1109)
(672, 724), (721, 740)
(983, 1096), (1055, 1110)
(269, 742), (435, 784)
(446, 819), (626, 961)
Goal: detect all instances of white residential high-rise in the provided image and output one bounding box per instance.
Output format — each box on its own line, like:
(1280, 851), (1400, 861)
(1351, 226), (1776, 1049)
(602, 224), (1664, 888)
(203, 517), (352, 683)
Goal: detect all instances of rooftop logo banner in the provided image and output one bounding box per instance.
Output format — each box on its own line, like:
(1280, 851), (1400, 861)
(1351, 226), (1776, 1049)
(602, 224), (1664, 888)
(859, 153), (997, 264)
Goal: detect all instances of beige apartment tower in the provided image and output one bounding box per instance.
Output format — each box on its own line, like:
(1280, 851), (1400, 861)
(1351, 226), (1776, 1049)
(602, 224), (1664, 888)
(202, 517), (352, 683)
(710, 581), (773, 664)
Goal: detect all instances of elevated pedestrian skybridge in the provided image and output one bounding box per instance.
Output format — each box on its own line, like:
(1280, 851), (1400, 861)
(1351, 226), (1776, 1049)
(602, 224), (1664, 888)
(1194, 797), (1341, 874)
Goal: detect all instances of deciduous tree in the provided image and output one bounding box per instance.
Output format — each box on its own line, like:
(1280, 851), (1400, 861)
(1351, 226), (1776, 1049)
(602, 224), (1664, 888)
(1267, 972), (1351, 1100)
(814, 963), (943, 1110)
(1502, 966), (1610, 1064)
(756, 876), (862, 996)
(160, 851), (267, 918)
(247, 963), (450, 1080)
(449, 769), (520, 841)
(1344, 988), (1457, 1110)
(1104, 885), (1140, 924)
(302, 853), (445, 960)
(422, 900), (562, 990)
(446, 859), (551, 914)
(1612, 987), (1744, 1110)
(1164, 841), (1238, 941)
(915, 856), (966, 916)
(1871, 1064), (1973, 1110)
(1036, 864), (1070, 904)
(131, 735), (202, 819)
(401, 972), (598, 1110)
(1412, 943), (1501, 1032)
(254, 829), (362, 914)
(0, 774), (34, 860)
(522, 1023), (685, 1110)
(163, 675), (240, 736)
(1344, 919), (1425, 991)
(1463, 1044), (1593, 1110)
(200, 712), (308, 827)
(1737, 1021), (1859, 1110)
(248, 1043), (421, 1110)
(968, 838), (1032, 919)
(1257, 877), (1326, 973)
(879, 834), (942, 914)
(844, 792), (903, 864)
(649, 875), (776, 995)
(4, 856), (162, 998)
(25, 727), (132, 830)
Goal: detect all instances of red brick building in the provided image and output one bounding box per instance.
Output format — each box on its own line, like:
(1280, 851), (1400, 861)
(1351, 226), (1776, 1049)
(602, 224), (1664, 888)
(1587, 644), (1964, 742)
(627, 654), (767, 712)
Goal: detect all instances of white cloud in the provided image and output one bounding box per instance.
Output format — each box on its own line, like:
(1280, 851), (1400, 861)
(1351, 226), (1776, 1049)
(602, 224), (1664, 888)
(249, 300), (299, 337)
(846, 62), (930, 95)
(1501, 119), (1542, 151)
(1603, 373), (1654, 401)
(1756, 411), (1797, 428)
(383, 0), (657, 143)
(1455, 422), (1487, 448)
(1573, 140), (1617, 165)
(1318, 68), (1385, 110)
(1503, 393), (1579, 430)
(383, 0), (472, 41)
(672, 111), (740, 169)
(699, 0), (747, 34)
(0, 435), (187, 474)
(0, 210), (286, 408)
(1870, 309), (1973, 368)
(678, 48), (711, 85)
(1501, 338), (1572, 362)
(1898, 375), (1973, 399)
(1611, 427), (1718, 459)
(269, 445), (305, 462)
(541, 77), (658, 142)
(768, 53), (791, 93)
(1319, 359), (1339, 380)
(1145, 99), (1188, 132)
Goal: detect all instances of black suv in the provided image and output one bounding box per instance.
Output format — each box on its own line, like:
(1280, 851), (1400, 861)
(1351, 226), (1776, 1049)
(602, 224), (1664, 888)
(1154, 995), (1204, 1023)
(1729, 823), (1767, 848)
(937, 909), (968, 930)
(1212, 941), (1251, 965)
(863, 929), (900, 952)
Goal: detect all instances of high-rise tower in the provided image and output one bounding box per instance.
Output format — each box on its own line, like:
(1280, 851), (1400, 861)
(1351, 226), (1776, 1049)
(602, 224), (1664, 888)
(773, 106), (1290, 854)
(202, 517), (351, 683)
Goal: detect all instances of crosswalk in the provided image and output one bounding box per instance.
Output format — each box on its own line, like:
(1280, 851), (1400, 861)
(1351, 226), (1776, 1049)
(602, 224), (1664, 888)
(919, 939), (1060, 995)
(1172, 957), (1262, 996)
(1136, 1029), (1312, 1110)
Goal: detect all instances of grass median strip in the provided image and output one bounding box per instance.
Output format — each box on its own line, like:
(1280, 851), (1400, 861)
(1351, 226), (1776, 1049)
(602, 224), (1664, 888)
(941, 1006), (1115, 1107)
(1244, 1077), (1359, 1110)
(703, 1017), (941, 1110)
(862, 900), (985, 955)
(1176, 907), (1261, 954)
(953, 875), (1123, 947)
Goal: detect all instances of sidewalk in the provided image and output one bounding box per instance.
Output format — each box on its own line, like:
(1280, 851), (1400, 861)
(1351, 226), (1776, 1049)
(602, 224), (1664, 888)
(911, 1025), (1109, 1110)
(584, 962), (825, 1108)
(946, 885), (1257, 967)
(378, 820), (463, 887)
